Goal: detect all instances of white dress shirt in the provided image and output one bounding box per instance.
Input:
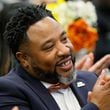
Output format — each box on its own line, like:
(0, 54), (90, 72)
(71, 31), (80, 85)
(41, 82), (81, 110)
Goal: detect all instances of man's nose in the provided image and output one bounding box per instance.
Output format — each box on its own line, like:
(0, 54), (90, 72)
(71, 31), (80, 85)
(56, 42), (73, 56)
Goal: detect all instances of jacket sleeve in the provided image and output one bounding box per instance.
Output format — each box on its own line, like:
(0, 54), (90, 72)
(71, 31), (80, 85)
(81, 103), (99, 110)
(0, 78), (31, 110)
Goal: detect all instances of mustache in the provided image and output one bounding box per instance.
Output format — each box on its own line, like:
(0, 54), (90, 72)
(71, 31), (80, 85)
(32, 53), (76, 84)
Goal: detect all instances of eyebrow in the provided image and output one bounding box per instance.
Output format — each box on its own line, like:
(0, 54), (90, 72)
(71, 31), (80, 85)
(43, 31), (66, 46)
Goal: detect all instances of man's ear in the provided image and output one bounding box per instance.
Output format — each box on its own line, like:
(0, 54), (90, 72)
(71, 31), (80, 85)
(16, 52), (29, 68)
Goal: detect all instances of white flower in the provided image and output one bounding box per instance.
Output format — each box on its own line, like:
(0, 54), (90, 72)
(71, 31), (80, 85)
(53, 0), (97, 29)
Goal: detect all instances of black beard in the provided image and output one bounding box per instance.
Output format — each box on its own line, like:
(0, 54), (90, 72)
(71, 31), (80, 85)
(32, 66), (59, 84)
(32, 53), (75, 84)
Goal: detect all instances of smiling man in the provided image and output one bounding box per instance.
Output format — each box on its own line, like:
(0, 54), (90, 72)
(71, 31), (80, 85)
(24, 16), (75, 84)
(0, 3), (110, 110)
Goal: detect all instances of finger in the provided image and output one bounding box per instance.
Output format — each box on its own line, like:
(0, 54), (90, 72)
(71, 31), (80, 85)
(88, 54), (110, 74)
(88, 52), (94, 61)
(75, 52), (94, 70)
(96, 63), (110, 75)
(81, 56), (94, 70)
(75, 54), (87, 69)
(87, 91), (92, 102)
(103, 80), (110, 90)
(96, 72), (106, 85)
(102, 68), (110, 76)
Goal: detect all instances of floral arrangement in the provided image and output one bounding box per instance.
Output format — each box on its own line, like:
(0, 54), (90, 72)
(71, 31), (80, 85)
(47, 0), (97, 29)
(47, 0), (98, 52)
(67, 18), (98, 52)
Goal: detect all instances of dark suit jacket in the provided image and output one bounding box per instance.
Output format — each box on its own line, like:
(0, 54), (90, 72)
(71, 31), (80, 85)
(0, 66), (99, 110)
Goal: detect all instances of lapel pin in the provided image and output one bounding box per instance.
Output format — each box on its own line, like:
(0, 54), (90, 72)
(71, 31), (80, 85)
(77, 82), (85, 88)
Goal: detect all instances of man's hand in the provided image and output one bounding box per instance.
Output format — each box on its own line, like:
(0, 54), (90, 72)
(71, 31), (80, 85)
(88, 71), (110, 110)
(75, 53), (110, 75)
(88, 54), (110, 75)
(75, 52), (94, 71)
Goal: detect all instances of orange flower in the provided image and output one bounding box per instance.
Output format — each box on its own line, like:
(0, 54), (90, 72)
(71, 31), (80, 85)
(67, 18), (98, 52)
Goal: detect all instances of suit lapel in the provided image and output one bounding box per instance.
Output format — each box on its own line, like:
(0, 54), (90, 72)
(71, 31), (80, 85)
(17, 66), (60, 110)
(70, 80), (88, 107)
(25, 79), (60, 110)
(70, 70), (97, 107)
(16, 66), (91, 109)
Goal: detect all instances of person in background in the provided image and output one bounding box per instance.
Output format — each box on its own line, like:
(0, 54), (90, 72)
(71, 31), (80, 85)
(0, 2), (110, 110)
(0, 0), (15, 75)
(0, 0), (27, 75)
(92, 0), (110, 63)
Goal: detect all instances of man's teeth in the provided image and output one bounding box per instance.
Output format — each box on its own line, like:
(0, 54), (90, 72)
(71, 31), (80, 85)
(62, 60), (70, 66)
